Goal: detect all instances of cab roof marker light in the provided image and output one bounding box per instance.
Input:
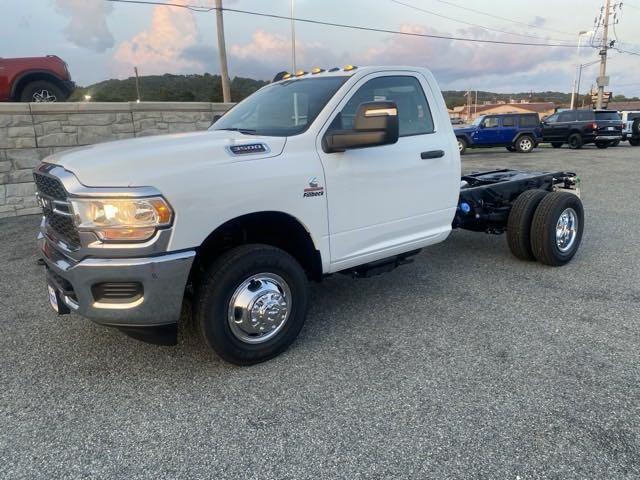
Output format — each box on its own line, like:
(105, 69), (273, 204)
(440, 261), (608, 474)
(282, 72), (292, 80)
(311, 67), (325, 74)
(343, 65), (357, 71)
(295, 70), (308, 77)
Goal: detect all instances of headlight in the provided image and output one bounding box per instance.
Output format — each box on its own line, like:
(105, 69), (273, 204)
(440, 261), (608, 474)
(70, 197), (173, 242)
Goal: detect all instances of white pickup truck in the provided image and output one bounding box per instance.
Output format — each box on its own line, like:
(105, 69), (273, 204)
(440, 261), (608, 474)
(36, 66), (584, 364)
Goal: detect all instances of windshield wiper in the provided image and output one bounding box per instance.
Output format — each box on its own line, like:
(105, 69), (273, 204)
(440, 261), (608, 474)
(216, 127), (257, 135)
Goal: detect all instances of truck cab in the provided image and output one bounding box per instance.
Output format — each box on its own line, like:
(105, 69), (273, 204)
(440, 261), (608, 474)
(36, 66), (583, 365)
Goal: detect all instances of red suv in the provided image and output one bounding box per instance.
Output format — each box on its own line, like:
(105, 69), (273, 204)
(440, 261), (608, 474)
(0, 55), (75, 102)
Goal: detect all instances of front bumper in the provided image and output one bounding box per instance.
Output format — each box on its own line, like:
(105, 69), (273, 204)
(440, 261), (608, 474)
(39, 233), (195, 327)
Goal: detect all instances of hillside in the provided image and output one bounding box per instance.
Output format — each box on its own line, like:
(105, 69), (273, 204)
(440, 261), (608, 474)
(69, 74), (269, 103)
(70, 74), (638, 106)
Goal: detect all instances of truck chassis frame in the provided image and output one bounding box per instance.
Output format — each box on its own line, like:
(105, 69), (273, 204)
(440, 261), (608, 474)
(454, 169), (579, 234)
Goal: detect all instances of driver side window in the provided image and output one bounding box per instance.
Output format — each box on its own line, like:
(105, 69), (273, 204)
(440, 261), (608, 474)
(330, 75), (434, 136)
(483, 116), (499, 128)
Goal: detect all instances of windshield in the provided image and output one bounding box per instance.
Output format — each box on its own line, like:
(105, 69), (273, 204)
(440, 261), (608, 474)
(595, 111), (621, 121)
(211, 76), (348, 137)
(472, 116), (485, 126)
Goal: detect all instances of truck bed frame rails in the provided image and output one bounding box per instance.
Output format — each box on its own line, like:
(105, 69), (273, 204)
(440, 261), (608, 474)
(454, 169), (579, 234)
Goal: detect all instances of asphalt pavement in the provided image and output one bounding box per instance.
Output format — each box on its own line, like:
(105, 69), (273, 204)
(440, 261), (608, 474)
(1, 143), (639, 479)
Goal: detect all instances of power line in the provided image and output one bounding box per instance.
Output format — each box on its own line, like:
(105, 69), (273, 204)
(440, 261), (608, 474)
(104, 0), (579, 48)
(390, 0), (572, 44)
(429, 0), (575, 37)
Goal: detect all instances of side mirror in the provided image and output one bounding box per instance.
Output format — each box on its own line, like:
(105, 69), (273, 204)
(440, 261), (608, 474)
(323, 101), (399, 153)
(478, 123), (485, 129)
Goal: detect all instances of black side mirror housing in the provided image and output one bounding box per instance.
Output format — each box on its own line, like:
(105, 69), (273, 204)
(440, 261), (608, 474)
(323, 101), (399, 153)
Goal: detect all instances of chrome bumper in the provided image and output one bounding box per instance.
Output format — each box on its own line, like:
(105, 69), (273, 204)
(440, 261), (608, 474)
(38, 233), (195, 327)
(594, 135), (621, 141)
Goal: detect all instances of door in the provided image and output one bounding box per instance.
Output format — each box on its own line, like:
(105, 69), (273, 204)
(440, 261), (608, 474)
(316, 73), (458, 270)
(473, 116), (500, 145)
(554, 110), (576, 140)
(500, 115), (518, 143)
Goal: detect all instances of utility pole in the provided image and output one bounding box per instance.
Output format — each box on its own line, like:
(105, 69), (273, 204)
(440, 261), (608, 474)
(596, 0), (611, 109)
(134, 66), (141, 102)
(290, 0), (297, 73)
(215, 0), (231, 103)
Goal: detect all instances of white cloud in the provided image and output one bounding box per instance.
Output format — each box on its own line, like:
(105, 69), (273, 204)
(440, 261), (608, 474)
(55, 0), (114, 53)
(113, 0), (202, 76)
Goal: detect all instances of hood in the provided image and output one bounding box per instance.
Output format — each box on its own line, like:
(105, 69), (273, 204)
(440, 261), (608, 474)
(45, 130), (287, 187)
(454, 125), (477, 134)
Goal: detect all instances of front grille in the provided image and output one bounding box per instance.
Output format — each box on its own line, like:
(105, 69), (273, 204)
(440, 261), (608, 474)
(33, 172), (81, 249)
(33, 172), (67, 200)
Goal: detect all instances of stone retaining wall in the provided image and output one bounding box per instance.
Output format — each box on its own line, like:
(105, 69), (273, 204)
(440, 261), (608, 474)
(0, 102), (233, 218)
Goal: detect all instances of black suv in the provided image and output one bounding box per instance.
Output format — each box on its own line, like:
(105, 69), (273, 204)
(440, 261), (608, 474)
(541, 109), (622, 149)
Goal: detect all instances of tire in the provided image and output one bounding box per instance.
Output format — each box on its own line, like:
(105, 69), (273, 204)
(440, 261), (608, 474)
(196, 244), (309, 365)
(568, 133), (583, 149)
(632, 118), (640, 136)
(595, 141), (609, 149)
(551, 142), (563, 148)
(506, 146), (516, 152)
(507, 189), (549, 261)
(457, 137), (467, 155)
(515, 135), (535, 153)
(629, 138), (640, 146)
(530, 192), (584, 266)
(18, 80), (66, 103)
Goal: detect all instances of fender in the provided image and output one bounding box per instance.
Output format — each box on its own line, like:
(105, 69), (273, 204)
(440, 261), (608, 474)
(10, 69), (68, 99)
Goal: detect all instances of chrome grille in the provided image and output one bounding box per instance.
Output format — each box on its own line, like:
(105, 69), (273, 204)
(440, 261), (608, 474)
(33, 172), (81, 249)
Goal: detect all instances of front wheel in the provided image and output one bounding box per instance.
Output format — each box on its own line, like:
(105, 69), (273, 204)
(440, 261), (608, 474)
(196, 244), (309, 365)
(516, 135), (534, 153)
(457, 137), (467, 155)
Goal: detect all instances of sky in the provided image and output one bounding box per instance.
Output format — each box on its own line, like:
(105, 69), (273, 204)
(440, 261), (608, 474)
(2, 0), (640, 96)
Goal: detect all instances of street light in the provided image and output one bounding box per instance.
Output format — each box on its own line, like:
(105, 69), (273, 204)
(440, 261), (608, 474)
(570, 30), (594, 109)
(291, 0), (296, 73)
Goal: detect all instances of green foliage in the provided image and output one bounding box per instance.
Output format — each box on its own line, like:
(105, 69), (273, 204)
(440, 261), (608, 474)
(69, 74), (269, 102)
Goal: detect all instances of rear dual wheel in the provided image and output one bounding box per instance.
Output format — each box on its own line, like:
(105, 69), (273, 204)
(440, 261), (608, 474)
(508, 191), (584, 266)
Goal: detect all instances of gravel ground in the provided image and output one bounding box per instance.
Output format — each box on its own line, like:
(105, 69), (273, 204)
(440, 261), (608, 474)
(1, 144), (639, 479)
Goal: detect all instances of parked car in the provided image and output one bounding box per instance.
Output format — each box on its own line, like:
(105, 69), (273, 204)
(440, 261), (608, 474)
(454, 113), (542, 154)
(620, 111), (640, 146)
(35, 65), (583, 365)
(541, 109), (622, 149)
(0, 55), (74, 102)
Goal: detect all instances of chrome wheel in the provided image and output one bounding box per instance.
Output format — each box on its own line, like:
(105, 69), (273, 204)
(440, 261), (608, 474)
(227, 273), (291, 344)
(457, 140), (463, 152)
(519, 137), (533, 151)
(556, 208), (578, 252)
(32, 89), (57, 102)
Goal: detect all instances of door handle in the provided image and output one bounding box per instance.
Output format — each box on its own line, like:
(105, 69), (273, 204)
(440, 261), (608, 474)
(421, 150), (445, 160)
